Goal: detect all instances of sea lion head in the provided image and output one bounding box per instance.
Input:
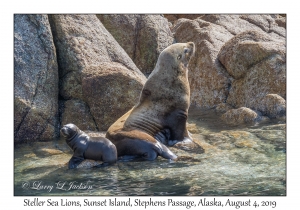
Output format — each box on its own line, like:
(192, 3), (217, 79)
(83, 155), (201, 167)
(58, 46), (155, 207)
(149, 42), (195, 79)
(60, 123), (80, 141)
(162, 42), (195, 67)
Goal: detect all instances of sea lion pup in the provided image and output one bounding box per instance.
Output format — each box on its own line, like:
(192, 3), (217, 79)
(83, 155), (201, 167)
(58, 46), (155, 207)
(106, 42), (195, 160)
(61, 123), (117, 169)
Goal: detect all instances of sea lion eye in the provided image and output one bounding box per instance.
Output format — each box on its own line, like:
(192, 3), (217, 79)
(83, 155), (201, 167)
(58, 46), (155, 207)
(177, 54), (182, 60)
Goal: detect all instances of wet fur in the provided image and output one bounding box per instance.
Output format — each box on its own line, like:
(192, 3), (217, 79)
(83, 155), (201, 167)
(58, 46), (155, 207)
(61, 124), (117, 169)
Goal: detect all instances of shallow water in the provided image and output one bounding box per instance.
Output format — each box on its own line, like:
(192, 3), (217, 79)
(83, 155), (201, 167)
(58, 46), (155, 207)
(14, 109), (286, 196)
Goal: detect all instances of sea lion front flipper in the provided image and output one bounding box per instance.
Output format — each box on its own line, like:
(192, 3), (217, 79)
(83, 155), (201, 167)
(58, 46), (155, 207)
(154, 131), (168, 145)
(167, 140), (178, 146)
(154, 128), (179, 146)
(68, 156), (84, 169)
(155, 128), (175, 145)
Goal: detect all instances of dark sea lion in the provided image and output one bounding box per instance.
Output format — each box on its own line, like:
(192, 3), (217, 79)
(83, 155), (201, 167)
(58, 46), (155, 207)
(61, 123), (117, 169)
(106, 42), (195, 160)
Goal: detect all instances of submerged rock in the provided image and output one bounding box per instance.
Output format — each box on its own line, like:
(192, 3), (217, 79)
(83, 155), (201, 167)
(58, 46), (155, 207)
(97, 14), (174, 75)
(38, 148), (63, 155)
(205, 133), (234, 150)
(215, 103), (233, 113)
(77, 160), (104, 168)
(14, 14), (59, 143)
(221, 107), (262, 126)
(49, 14), (146, 131)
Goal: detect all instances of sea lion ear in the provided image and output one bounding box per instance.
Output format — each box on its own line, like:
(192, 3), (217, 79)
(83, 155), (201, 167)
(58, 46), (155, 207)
(186, 42), (195, 55)
(187, 42), (195, 48)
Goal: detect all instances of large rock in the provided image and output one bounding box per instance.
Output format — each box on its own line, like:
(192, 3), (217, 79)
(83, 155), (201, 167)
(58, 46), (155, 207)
(218, 30), (285, 80)
(256, 94), (286, 119)
(172, 14), (286, 111)
(163, 14), (203, 24)
(14, 14), (59, 143)
(218, 30), (286, 115)
(81, 62), (145, 130)
(97, 14), (174, 75)
(201, 14), (285, 40)
(49, 14), (146, 131)
(173, 18), (233, 108)
(275, 17), (286, 29)
(61, 100), (96, 131)
(239, 15), (285, 39)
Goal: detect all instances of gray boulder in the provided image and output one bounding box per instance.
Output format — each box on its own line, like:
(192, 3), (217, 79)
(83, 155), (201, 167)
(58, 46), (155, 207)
(97, 14), (174, 75)
(14, 14), (59, 143)
(49, 14), (146, 131)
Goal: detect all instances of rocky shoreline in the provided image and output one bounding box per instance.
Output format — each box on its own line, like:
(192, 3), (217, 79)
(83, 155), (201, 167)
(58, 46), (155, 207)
(14, 14), (286, 143)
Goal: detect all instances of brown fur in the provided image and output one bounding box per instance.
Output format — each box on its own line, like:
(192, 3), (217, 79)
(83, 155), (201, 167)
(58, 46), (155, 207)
(106, 42), (195, 160)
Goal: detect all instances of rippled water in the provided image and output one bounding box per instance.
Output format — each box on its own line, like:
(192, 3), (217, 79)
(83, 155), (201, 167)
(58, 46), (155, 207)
(14, 108), (286, 196)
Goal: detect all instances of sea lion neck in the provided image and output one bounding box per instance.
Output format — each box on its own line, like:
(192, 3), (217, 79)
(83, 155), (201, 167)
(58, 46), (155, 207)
(66, 129), (81, 142)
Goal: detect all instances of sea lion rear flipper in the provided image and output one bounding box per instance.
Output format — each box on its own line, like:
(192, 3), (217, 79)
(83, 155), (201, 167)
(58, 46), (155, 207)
(68, 156), (84, 169)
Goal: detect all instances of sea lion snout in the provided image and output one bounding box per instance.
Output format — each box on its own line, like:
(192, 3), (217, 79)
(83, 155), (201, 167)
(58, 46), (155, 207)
(60, 126), (69, 137)
(60, 123), (78, 139)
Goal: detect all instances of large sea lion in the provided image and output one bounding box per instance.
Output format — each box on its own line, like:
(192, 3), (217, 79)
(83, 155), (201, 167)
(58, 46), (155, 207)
(106, 42), (195, 160)
(61, 123), (117, 169)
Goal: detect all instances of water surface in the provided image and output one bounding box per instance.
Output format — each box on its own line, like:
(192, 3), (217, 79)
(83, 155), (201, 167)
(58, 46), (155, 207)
(14, 109), (286, 196)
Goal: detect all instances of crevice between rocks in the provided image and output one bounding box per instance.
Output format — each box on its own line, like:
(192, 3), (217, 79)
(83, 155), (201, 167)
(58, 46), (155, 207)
(216, 59), (232, 104)
(48, 14), (65, 134)
(132, 15), (141, 63)
(239, 15), (285, 39)
(15, 66), (41, 139)
(90, 110), (99, 131)
(248, 53), (281, 70)
(14, 106), (30, 140)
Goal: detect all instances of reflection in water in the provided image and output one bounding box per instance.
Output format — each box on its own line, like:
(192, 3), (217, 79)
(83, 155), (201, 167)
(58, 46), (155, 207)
(14, 109), (286, 196)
